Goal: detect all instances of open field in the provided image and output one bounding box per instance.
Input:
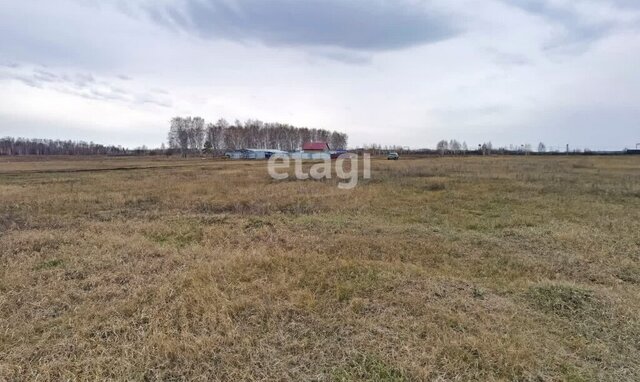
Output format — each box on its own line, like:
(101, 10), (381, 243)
(1, 155), (639, 381)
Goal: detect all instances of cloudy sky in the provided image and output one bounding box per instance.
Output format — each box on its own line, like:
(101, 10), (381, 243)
(1, 0), (639, 150)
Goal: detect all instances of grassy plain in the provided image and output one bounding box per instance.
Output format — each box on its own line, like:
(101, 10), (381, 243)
(1, 155), (639, 381)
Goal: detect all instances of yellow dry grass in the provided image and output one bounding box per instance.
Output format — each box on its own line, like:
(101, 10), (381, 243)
(0, 155), (639, 381)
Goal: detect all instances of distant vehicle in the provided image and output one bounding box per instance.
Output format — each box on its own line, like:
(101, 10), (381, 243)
(387, 151), (399, 160)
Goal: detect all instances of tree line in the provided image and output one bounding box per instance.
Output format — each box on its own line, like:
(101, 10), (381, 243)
(434, 139), (496, 155)
(167, 117), (348, 156)
(0, 137), (127, 156)
(436, 139), (560, 155)
(361, 144), (407, 155)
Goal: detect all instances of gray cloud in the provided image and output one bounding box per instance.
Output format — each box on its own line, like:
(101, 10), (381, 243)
(312, 48), (372, 65)
(142, 0), (459, 51)
(0, 65), (172, 108)
(504, 0), (615, 52)
(485, 48), (533, 67)
(610, 0), (640, 10)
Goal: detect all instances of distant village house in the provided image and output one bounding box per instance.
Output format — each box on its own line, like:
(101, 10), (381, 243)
(302, 142), (331, 153)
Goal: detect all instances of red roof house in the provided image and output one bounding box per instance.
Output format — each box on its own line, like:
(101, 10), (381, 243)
(302, 142), (330, 152)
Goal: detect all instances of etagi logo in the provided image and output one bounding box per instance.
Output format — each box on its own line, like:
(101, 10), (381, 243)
(268, 153), (371, 189)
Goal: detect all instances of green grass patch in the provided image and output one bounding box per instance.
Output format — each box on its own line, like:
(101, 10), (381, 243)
(144, 219), (204, 247)
(526, 283), (602, 319)
(35, 259), (64, 270)
(332, 354), (409, 382)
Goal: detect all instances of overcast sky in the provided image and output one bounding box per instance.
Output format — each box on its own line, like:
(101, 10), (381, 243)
(1, 0), (639, 150)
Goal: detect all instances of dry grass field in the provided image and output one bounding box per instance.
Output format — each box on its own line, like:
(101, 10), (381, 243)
(1, 155), (639, 381)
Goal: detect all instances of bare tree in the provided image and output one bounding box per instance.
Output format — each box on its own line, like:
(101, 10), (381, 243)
(330, 131), (348, 149)
(481, 141), (493, 155)
(205, 119), (227, 156)
(192, 117), (205, 152)
(168, 117), (190, 157)
(436, 140), (449, 155)
(450, 140), (461, 155)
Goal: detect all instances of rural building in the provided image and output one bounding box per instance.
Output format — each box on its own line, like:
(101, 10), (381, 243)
(224, 149), (287, 160)
(224, 143), (334, 160)
(295, 141), (332, 159)
(289, 151), (331, 160)
(224, 149), (247, 159)
(302, 142), (330, 153)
